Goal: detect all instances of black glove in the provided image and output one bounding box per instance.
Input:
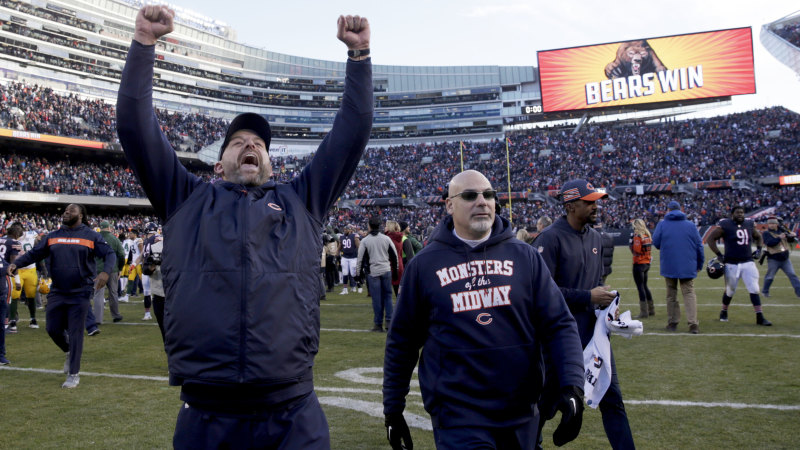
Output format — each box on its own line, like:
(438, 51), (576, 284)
(553, 386), (584, 447)
(752, 248), (763, 261)
(715, 253), (725, 264)
(385, 413), (413, 450)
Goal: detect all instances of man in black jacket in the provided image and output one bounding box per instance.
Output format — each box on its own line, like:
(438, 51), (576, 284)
(7, 204), (115, 388)
(594, 220), (615, 284)
(117, 6), (372, 448)
(534, 179), (634, 449)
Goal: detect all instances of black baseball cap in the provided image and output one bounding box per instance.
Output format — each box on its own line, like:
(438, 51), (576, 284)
(560, 179), (608, 203)
(369, 216), (382, 228)
(219, 113), (272, 161)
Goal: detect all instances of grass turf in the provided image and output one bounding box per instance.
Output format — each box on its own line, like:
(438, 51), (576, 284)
(1, 247), (798, 449)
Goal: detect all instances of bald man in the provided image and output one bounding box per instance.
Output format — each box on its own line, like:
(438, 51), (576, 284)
(383, 170), (585, 449)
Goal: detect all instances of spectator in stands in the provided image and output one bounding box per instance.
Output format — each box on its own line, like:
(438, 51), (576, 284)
(652, 201), (704, 333)
(116, 6), (372, 448)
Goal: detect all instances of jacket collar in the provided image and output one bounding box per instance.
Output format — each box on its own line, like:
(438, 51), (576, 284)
(430, 215), (513, 250)
(217, 179), (277, 198)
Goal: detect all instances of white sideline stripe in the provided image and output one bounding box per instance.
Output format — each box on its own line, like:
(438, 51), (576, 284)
(1, 367), (797, 413)
(0, 366), (168, 381)
(625, 399), (800, 411)
(614, 285), (800, 294)
(316, 387), (420, 397)
(321, 327), (372, 333)
(644, 332), (800, 338)
(321, 304), (370, 307)
(318, 328), (800, 336)
(317, 397), (433, 430)
(10, 320), (798, 335)
(615, 303), (799, 308)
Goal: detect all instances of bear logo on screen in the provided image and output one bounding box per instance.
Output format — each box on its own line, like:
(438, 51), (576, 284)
(604, 40), (667, 79)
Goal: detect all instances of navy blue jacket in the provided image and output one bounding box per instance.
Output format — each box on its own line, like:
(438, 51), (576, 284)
(383, 215), (584, 428)
(117, 41), (373, 404)
(13, 224), (115, 295)
(652, 210), (704, 279)
(533, 216), (603, 346)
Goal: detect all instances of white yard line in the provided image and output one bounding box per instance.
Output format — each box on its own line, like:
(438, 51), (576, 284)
(2, 366), (797, 425)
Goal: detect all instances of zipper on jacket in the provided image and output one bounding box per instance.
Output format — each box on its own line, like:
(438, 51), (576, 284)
(238, 190), (248, 383)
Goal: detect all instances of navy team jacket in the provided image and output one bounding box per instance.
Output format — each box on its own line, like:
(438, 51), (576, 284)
(534, 216), (604, 346)
(117, 41), (373, 405)
(383, 215), (584, 428)
(13, 224), (115, 296)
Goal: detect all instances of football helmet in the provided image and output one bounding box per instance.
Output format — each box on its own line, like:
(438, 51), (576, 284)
(38, 278), (51, 294)
(706, 257), (725, 279)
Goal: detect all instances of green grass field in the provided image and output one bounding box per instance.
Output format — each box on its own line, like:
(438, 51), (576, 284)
(2, 247), (798, 449)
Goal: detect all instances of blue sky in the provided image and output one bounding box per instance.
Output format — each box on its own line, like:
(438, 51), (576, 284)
(160, 0), (800, 114)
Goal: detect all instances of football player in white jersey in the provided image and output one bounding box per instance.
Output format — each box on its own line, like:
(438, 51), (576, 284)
(9, 225), (40, 330)
(120, 231), (136, 302)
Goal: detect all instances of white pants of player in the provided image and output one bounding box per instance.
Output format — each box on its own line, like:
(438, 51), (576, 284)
(724, 261), (760, 296)
(341, 257), (358, 277)
(341, 257), (358, 286)
(142, 274), (151, 296)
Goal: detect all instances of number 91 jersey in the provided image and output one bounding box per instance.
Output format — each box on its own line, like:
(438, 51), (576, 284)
(717, 218), (754, 264)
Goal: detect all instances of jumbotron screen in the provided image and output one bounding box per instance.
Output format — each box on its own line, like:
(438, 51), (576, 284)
(537, 27), (756, 113)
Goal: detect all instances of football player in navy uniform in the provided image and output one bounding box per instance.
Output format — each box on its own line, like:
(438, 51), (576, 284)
(338, 224), (360, 294)
(707, 205), (771, 326)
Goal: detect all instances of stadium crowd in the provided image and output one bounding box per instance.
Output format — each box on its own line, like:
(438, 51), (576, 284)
(1, 75), (799, 235)
(0, 153), (214, 197)
(774, 19), (800, 48)
(0, 82), (228, 152)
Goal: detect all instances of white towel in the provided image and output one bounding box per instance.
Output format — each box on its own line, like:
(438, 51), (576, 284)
(582, 293), (643, 408)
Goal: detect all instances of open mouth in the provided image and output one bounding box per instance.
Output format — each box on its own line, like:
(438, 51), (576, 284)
(239, 152), (260, 168)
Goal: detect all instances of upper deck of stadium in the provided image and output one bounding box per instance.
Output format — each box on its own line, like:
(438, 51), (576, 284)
(0, 0), (544, 156)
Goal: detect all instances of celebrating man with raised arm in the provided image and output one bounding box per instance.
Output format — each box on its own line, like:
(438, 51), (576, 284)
(117, 6), (373, 448)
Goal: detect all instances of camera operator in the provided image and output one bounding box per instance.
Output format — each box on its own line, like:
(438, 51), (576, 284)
(142, 224), (165, 343)
(761, 216), (800, 298)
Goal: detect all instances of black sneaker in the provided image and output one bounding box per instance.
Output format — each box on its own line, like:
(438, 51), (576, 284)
(756, 313), (772, 326)
(87, 328), (101, 336)
(113, 317), (123, 323)
(665, 323), (677, 332)
(370, 324), (383, 332)
(719, 310), (728, 322)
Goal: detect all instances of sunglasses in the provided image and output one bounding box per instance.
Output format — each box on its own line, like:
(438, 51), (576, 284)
(449, 189), (497, 202)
